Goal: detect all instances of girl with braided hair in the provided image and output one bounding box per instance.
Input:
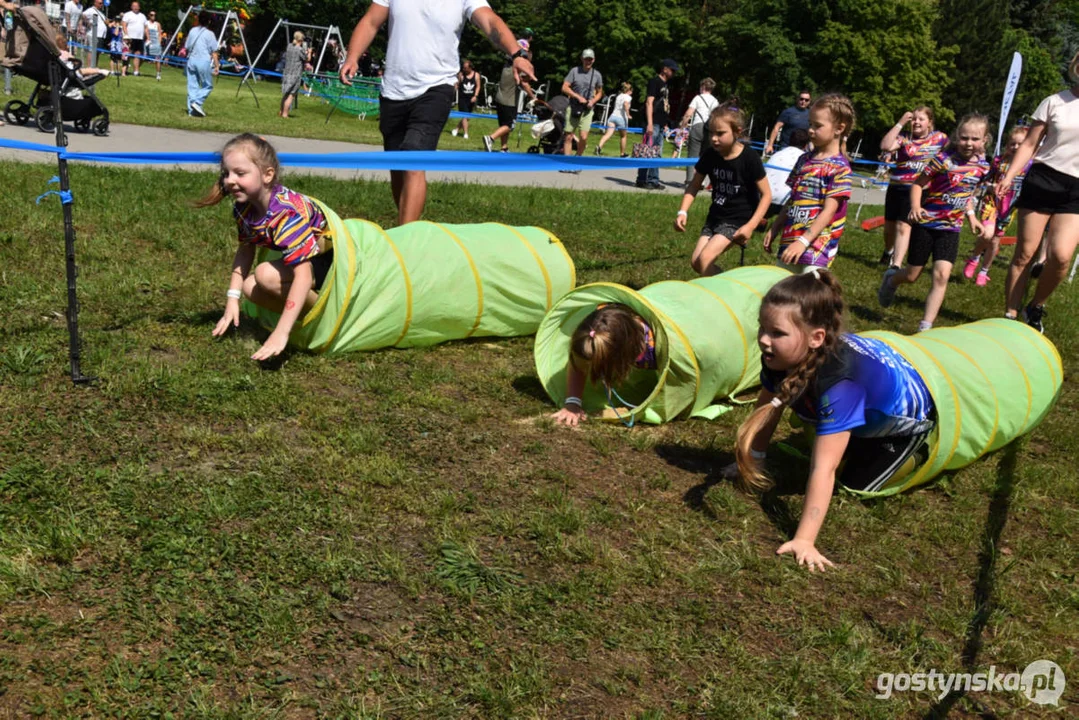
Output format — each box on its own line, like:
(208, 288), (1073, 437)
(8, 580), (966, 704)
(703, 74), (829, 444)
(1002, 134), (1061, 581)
(732, 272), (935, 571)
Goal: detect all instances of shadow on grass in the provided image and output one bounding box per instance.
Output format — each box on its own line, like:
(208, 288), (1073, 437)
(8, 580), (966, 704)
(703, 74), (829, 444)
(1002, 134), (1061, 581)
(575, 252), (683, 274)
(511, 375), (549, 404)
(921, 439), (1021, 719)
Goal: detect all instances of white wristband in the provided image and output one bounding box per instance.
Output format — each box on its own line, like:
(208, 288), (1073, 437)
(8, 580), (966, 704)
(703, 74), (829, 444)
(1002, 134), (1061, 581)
(798, 236), (812, 248)
(676, 210), (688, 217)
(564, 396), (583, 407)
(750, 449), (767, 460)
(226, 288), (242, 300)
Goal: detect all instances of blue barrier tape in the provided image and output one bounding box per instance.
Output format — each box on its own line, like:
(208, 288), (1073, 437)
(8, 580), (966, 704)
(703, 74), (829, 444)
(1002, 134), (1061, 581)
(35, 175), (73, 205)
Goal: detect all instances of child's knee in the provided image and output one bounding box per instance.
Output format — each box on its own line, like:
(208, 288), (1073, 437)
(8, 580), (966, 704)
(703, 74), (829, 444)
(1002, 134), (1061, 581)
(932, 266), (951, 284)
(253, 262), (283, 293)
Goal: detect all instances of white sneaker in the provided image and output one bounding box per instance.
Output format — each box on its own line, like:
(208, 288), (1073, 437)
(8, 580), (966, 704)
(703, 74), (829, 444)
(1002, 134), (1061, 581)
(451, 128), (458, 137)
(463, 133), (469, 139)
(156, 74), (161, 81)
(190, 102), (205, 117)
(133, 71), (139, 76)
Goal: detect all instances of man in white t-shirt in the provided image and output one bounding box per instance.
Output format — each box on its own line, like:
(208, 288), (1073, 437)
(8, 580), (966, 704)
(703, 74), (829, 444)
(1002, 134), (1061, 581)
(121, 1), (147, 75)
(63, 0), (82, 41)
(340, 0), (535, 226)
(764, 128), (810, 215)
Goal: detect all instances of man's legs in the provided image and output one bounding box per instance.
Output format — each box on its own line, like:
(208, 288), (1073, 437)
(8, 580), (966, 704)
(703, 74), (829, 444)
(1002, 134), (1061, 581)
(380, 85), (454, 225)
(392, 170), (427, 226)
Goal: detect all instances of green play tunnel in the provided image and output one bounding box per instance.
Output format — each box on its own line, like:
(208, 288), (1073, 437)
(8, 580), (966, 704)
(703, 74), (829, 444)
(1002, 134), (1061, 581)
(534, 266), (791, 424)
(859, 319), (1063, 496)
(246, 201), (576, 352)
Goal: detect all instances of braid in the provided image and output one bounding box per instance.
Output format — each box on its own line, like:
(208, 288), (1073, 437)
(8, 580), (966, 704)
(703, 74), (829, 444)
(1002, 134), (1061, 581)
(734, 271), (845, 493)
(812, 93), (856, 157)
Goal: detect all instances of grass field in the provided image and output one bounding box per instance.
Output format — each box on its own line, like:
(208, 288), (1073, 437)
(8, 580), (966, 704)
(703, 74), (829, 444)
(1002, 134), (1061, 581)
(6, 67), (511, 149)
(0, 159), (1077, 718)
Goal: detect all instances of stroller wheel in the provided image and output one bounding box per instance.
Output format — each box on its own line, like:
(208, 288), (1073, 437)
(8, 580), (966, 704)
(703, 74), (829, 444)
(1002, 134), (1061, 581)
(92, 118), (110, 137)
(74, 118), (90, 133)
(4, 100), (31, 126)
(526, 146), (540, 154)
(35, 106), (56, 133)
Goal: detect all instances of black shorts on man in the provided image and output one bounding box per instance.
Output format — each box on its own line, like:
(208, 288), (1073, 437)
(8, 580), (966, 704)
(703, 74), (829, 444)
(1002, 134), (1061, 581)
(1016, 162), (1079, 215)
(907, 225), (959, 266)
(128, 38), (144, 54)
(884, 184), (912, 223)
(379, 84), (455, 152)
(495, 103), (516, 130)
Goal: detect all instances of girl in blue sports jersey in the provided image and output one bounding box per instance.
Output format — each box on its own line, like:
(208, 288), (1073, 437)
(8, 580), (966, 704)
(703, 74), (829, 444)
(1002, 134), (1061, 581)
(732, 271), (935, 572)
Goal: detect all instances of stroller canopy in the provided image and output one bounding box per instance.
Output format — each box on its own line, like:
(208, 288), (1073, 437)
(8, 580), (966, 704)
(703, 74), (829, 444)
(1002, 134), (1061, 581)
(3, 6), (61, 70)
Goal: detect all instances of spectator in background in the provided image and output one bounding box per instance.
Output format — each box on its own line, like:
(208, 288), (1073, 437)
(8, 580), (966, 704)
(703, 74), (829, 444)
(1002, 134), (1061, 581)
(765, 90), (812, 155)
(764, 127), (810, 217)
(145, 9), (163, 80)
(184, 9), (218, 117)
(279, 30), (308, 119)
(561, 48), (603, 164)
(63, 0), (82, 43)
(121, 1), (147, 76)
(80, 0), (108, 65)
(451, 59), (481, 139)
(340, 0), (535, 226)
(483, 51), (535, 152)
(636, 58), (679, 190)
(678, 77), (719, 185)
(2, 4), (13, 99)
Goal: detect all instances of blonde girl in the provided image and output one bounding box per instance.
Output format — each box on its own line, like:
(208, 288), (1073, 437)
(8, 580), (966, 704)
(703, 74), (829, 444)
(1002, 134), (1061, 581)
(551, 304), (657, 426)
(675, 104), (771, 276)
(200, 134), (334, 361)
(764, 93), (855, 272)
(964, 126), (1031, 286)
(595, 82), (633, 157)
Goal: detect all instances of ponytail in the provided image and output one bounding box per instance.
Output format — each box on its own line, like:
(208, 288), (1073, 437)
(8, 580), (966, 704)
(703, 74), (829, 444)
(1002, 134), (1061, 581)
(734, 271), (846, 492)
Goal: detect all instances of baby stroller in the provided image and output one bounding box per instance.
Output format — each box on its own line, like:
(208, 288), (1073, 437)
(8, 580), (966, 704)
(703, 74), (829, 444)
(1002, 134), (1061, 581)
(2, 5), (110, 135)
(528, 95), (569, 155)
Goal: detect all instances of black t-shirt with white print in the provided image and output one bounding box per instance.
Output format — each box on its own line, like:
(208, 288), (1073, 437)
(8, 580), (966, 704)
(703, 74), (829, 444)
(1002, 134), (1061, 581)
(694, 143), (767, 224)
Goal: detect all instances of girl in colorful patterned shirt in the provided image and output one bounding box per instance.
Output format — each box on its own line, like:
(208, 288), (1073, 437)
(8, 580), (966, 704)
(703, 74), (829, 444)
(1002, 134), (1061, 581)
(963, 125), (1033, 286)
(731, 272), (935, 571)
(879, 106), (949, 267)
(199, 133), (334, 361)
(551, 304), (657, 427)
(878, 114), (995, 331)
(764, 93), (855, 273)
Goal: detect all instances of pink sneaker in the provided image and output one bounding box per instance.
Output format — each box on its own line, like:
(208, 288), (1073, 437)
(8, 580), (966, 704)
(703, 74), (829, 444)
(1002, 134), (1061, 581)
(975, 271), (990, 287)
(963, 257), (980, 280)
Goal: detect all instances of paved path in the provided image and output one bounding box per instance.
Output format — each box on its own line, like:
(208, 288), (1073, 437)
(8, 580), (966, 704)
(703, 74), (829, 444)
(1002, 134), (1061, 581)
(0, 119), (887, 204)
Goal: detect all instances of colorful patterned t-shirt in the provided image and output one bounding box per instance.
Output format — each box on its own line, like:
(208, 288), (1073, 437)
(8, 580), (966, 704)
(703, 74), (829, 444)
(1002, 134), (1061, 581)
(889, 130), (949, 186)
(917, 149), (990, 232)
(978, 155), (1033, 235)
(234, 185), (328, 266)
(780, 151), (853, 268)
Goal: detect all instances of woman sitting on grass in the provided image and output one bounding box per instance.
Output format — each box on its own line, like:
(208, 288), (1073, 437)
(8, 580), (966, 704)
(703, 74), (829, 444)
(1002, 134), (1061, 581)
(732, 272), (935, 571)
(199, 133), (334, 361)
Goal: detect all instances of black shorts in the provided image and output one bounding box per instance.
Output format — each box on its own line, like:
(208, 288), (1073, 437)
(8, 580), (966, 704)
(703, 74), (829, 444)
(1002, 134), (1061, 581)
(907, 226), (959, 266)
(884, 184), (912, 222)
(128, 38), (144, 54)
(839, 425), (934, 493)
(310, 250), (333, 291)
(379, 84), (455, 152)
(496, 103), (516, 130)
(701, 216), (744, 245)
(458, 97), (474, 114)
(1015, 162), (1079, 215)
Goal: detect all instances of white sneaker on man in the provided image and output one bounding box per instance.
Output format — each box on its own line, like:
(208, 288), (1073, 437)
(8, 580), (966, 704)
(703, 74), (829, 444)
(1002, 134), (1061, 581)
(451, 128), (458, 137)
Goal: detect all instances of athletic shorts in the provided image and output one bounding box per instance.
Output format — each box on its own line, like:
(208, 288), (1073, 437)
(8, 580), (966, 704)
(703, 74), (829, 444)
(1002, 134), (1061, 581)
(884, 183), (912, 222)
(907, 226), (960, 266)
(607, 115), (627, 131)
(495, 103), (516, 130)
(700, 217), (743, 245)
(127, 38), (144, 54)
(458, 97), (474, 114)
(838, 424), (934, 493)
(310, 250), (334, 291)
(379, 84), (455, 152)
(1015, 162), (1079, 215)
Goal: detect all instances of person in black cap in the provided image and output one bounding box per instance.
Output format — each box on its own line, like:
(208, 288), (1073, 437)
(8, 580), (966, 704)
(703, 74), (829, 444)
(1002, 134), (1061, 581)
(636, 58), (679, 190)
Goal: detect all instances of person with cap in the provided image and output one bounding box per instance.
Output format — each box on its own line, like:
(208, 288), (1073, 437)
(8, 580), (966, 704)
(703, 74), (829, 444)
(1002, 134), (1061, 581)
(340, 0), (535, 226)
(636, 58), (679, 190)
(560, 48), (604, 166)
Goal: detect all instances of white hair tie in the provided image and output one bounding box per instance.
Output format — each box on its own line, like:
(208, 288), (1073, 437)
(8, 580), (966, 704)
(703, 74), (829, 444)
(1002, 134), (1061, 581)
(770, 397), (784, 408)
(810, 268), (821, 280)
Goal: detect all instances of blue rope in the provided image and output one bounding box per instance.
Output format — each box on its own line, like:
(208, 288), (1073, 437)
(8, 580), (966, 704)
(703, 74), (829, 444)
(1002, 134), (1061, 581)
(35, 176), (73, 205)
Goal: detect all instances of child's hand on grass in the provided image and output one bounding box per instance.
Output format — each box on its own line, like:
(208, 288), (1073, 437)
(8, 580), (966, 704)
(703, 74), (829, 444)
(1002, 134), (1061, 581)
(251, 330), (289, 361)
(777, 538), (834, 572)
(551, 406), (587, 427)
(212, 302), (241, 338)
